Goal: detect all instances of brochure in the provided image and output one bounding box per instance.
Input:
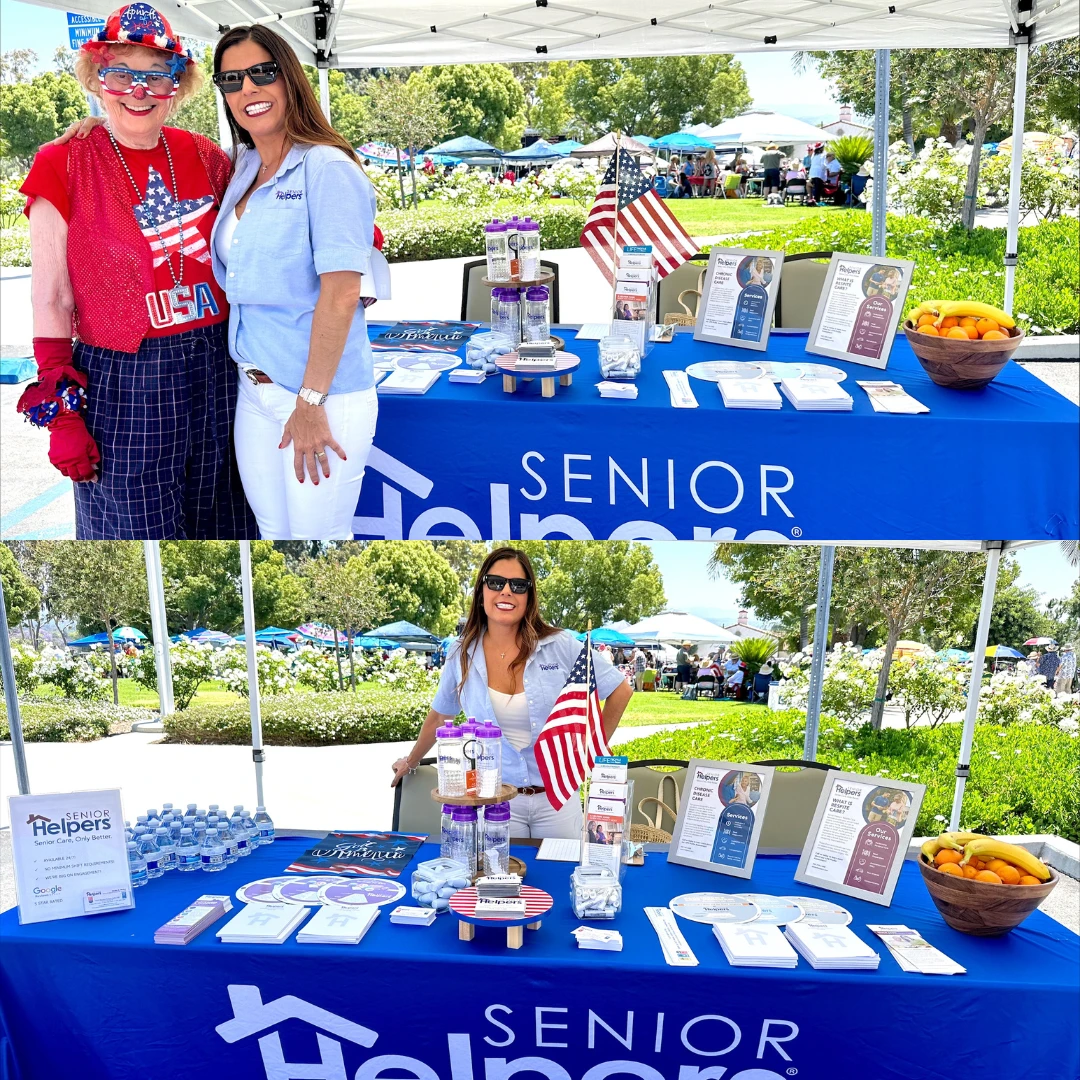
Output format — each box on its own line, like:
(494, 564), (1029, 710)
(371, 321), (479, 352)
(714, 923), (799, 968)
(806, 254), (914, 370)
(285, 832), (427, 878)
(857, 380), (930, 414)
(694, 248), (784, 351)
(793, 770), (926, 906)
(866, 924), (967, 975)
(784, 922), (880, 969)
(667, 760), (774, 879)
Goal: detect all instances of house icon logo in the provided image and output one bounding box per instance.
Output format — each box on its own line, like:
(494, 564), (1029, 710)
(216, 984), (377, 1080)
(26, 814), (51, 825)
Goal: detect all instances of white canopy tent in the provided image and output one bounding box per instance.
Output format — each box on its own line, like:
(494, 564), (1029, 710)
(703, 110), (834, 147)
(622, 611), (736, 647)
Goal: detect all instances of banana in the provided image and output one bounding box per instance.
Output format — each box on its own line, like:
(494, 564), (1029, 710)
(959, 838), (1051, 882)
(931, 300), (1016, 329)
(942, 831), (984, 846)
(921, 838), (943, 862)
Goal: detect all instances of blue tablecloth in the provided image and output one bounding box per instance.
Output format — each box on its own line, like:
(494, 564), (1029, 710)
(357, 327), (1079, 541)
(1, 839), (1077, 1080)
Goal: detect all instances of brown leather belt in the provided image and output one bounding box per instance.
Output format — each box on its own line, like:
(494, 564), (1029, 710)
(516, 785), (546, 796)
(244, 368), (273, 385)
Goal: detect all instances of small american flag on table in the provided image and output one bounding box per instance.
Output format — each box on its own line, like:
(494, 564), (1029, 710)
(580, 147), (698, 284)
(533, 634), (612, 810)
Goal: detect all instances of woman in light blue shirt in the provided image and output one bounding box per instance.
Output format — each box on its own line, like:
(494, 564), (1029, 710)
(391, 547), (633, 839)
(209, 25), (386, 540)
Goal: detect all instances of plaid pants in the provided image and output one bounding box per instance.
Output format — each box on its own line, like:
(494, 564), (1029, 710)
(74, 324), (255, 539)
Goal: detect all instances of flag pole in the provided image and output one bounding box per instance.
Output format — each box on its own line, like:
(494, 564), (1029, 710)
(581, 618), (593, 862)
(609, 135), (622, 315)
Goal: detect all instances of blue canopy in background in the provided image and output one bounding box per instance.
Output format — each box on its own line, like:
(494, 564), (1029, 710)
(355, 636), (400, 649)
(369, 620), (440, 643)
(113, 626), (146, 641)
(424, 136), (503, 166)
(938, 648), (971, 662)
(630, 134), (658, 147)
(502, 139), (565, 163)
(654, 131), (712, 151)
(171, 628), (236, 647)
(67, 632), (111, 649)
(546, 139), (583, 154)
(573, 626), (636, 647)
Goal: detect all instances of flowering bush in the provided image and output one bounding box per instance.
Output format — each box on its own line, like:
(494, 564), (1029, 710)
(778, 643), (881, 727)
(976, 149), (1079, 222)
(217, 644), (296, 697)
(977, 671), (1080, 730)
(1, 641), (41, 695)
(32, 645), (105, 700)
(0, 229), (30, 267)
(289, 644), (340, 691)
(0, 176), (25, 229)
(1, 700), (150, 742)
(352, 651), (440, 695)
(130, 638), (216, 710)
(888, 657), (968, 729)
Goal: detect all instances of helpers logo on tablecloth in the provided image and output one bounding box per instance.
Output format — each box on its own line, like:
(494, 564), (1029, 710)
(217, 984), (800, 1079)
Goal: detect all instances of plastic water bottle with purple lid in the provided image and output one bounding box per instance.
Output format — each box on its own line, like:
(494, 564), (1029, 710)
(518, 217), (541, 280)
(449, 806), (478, 874)
(485, 220), (510, 281)
(523, 286), (550, 343)
(482, 802), (511, 876)
(475, 719), (503, 797)
(436, 720), (466, 797)
(441, 805), (455, 858)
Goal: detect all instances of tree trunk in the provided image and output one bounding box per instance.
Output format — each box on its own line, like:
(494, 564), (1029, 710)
(902, 106), (914, 152)
(333, 628), (345, 691)
(395, 147), (406, 210)
(799, 610), (809, 652)
(940, 118), (959, 145)
(106, 626), (119, 705)
(348, 636), (356, 691)
(960, 115), (989, 230)
(869, 625), (900, 730)
(408, 148), (419, 210)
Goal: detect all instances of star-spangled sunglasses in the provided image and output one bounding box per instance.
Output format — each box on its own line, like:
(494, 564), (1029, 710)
(212, 62), (281, 93)
(98, 67), (179, 99)
(482, 574), (531, 594)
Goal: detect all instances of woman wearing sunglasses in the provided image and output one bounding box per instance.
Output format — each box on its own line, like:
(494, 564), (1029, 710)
(208, 25), (386, 540)
(391, 547), (633, 839)
(17, 3), (253, 539)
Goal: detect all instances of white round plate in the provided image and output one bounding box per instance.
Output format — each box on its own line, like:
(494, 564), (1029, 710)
(755, 361), (848, 383)
(236, 876), (307, 905)
(372, 352), (416, 371)
(396, 354), (462, 372)
(669, 892), (760, 925)
(731, 894), (803, 926)
(271, 876), (349, 905)
(317, 879), (406, 907)
(781, 896), (853, 926)
(685, 361), (764, 383)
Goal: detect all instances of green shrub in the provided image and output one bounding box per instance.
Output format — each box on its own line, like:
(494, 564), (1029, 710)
(616, 709), (1080, 842)
(2, 700), (150, 742)
(0, 228), (30, 267)
(165, 687), (430, 746)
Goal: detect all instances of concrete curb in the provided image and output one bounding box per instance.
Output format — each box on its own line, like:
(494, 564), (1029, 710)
(1016, 335), (1080, 360)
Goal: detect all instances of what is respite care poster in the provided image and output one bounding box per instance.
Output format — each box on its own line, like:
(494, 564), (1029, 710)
(794, 771), (925, 906)
(667, 760), (774, 879)
(694, 248), (784, 351)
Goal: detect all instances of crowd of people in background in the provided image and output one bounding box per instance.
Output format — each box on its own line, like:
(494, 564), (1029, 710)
(1022, 643), (1076, 695)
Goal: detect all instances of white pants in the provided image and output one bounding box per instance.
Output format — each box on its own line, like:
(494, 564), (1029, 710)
(509, 791), (583, 840)
(234, 374), (378, 540)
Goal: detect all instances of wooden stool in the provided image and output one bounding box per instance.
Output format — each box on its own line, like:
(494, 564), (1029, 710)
(448, 886), (553, 950)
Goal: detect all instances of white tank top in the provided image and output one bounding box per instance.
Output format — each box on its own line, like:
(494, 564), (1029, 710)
(215, 207), (240, 267)
(487, 689), (531, 752)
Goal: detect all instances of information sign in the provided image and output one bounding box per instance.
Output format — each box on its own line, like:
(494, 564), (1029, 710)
(694, 248), (784, 351)
(68, 12), (106, 49)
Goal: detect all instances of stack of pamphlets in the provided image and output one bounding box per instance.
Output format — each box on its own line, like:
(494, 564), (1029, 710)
(713, 923), (799, 968)
(390, 906), (438, 927)
(154, 895), (232, 945)
(718, 378), (782, 410)
(784, 922), (880, 970)
(449, 368), (488, 385)
(572, 927), (623, 952)
(377, 369), (441, 396)
(857, 381), (930, 414)
(779, 378), (853, 411)
(476, 875), (521, 898)
(596, 380), (638, 400)
(296, 903), (379, 944)
(866, 925), (966, 975)
(217, 901), (310, 944)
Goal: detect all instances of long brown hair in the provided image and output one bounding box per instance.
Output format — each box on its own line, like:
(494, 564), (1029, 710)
(213, 25), (359, 165)
(456, 547), (558, 694)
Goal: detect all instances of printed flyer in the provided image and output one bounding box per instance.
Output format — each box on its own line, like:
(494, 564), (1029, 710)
(794, 771), (926, 906)
(806, 254), (914, 369)
(371, 321), (479, 352)
(667, 760), (774, 879)
(694, 248), (784, 351)
(286, 831), (427, 878)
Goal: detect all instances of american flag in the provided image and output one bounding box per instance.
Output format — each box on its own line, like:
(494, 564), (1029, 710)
(580, 147), (698, 284)
(533, 635), (612, 810)
(132, 166), (214, 268)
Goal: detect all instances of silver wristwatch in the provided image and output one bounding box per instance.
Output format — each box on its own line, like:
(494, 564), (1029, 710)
(297, 386), (328, 407)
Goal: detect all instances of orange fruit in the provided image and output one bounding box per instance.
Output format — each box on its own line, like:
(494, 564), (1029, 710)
(962, 865), (979, 879)
(918, 325), (940, 335)
(917, 313), (938, 327)
(968, 857), (985, 871)
(1018, 875), (1041, 886)
(981, 329), (1007, 340)
(946, 326), (970, 340)
(959, 317), (978, 329)
(960, 324), (979, 339)
(984, 859), (1010, 875)
(975, 318), (999, 336)
(938, 862), (963, 876)
(975, 870), (1003, 884)
(940, 317), (959, 329)
(935, 849), (963, 866)
(996, 864), (1022, 885)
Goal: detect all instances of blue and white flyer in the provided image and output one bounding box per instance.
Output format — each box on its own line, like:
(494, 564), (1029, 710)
(694, 248), (784, 352)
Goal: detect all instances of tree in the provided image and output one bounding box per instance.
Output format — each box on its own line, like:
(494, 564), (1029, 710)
(977, 581), (1056, 650)
(0, 49), (37, 83)
(430, 541), (489, 615)
(351, 541), (461, 635)
(531, 62), (577, 141)
(302, 66), (370, 146)
(1029, 38), (1080, 130)
(170, 48), (220, 142)
(6, 541), (65, 647)
(0, 544), (39, 628)
(0, 69), (87, 162)
(417, 64), (526, 149)
(1046, 577), (1080, 646)
(49, 541), (148, 704)
(52, 47), (76, 77)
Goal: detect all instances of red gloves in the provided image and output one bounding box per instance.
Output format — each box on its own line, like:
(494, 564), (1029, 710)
(48, 411), (100, 482)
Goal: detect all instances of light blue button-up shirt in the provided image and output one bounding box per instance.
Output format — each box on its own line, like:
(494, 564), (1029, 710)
(430, 630), (627, 788)
(210, 142), (377, 394)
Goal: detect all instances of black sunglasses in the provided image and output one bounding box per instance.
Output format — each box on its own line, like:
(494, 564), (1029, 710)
(213, 62), (280, 93)
(482, 574), (531, 594)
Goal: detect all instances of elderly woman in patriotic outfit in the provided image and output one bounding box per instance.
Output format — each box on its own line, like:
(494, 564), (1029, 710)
(17, 4), (252, 539)
(390, 547), (633, 839)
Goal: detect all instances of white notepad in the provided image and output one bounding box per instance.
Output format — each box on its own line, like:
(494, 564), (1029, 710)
(714, 923), (799, 968)
(536, 838), (580, 862)
(377, 369), (441, 395)
(297, 903), (379, 944)
(718, 378), (783, 410)
(217, 901), (310, 944)
(784, 922), (880, 969)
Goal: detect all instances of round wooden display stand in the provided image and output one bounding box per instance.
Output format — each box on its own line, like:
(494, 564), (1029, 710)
(481, 271), (555, 288)
(430, 784), (518, 807)
(449, 885), (553, 949)
(496, 352), (580, 399)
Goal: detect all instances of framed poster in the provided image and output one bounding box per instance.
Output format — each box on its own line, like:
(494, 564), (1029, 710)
(667, 760), (775, 879)
(805, 253), (914, 369)
(794, 770), (926, 907)
(694, 248), (784, 352)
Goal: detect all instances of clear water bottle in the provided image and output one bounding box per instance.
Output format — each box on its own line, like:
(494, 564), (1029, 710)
(200, 828), (227, 873)
(168, 817), (183, 844)
(124, 820), (133, 843)
(505, 216), (521, 278)
(518, 218), (541, 281)
(484, 220), (510, 282)
(161, 802), (174, 818)
(194, 808), (207, 823)
(441, 804), (455, 859)
(436, 721), (466, 797)
(176, 827), (201, 872)
(493, 289), (521, 344)
(146, 808), (159, 823)
(449, 806), (477, 875)
(137, 830), (163, 880)
(523, 286), (550, 343)
(475, 719), (503, 798)
(481, 803), (511, 877)
(208, 804), (221, 819)
(128, 841), (148, 888)
(154, 826), (177, 872)
(192, 817), (207, 843)
(185, 803), (197, 818)
(254, 806), (275, 846)
(229, 814), (253, 858)
(136, 814), (149, 833)
(460, 717), (481, 796)
(239, 808), (258, 840)
(219, 820), (239, 865)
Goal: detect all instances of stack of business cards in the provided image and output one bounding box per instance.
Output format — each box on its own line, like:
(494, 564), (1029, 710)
(779, 378), (853, 411)
(449, 367), (488, 385)
(390, 905), (438, 927)
(377, 369), (440, 395)
(596, 381), (639, 400)
(475, 896), (528, 918)
(713, 923), (799, 968)
(784, 922), (879, 970)
(717, 378), (782, 410)
(476, 875), (521, 899)
(155, 895), (232, 945)
(217, 901), (310, 944)
(296, 903), (380, 944)
(572, 927), (623, 952)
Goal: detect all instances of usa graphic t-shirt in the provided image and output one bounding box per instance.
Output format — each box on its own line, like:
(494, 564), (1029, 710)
(22, 129), (228, 338)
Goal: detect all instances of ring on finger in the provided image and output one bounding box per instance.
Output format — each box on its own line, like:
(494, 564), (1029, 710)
(316, 451), (327, 459)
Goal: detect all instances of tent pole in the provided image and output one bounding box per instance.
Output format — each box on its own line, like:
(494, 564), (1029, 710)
(143, 541), (174, 716)
(0, 579), (31, 795)
(871, 50), (890, 258)
(239, 542), (265, 809)
(802, 546), (835, 761)
(1002, 41), (1029, 314)
(318, 67), (331, 123)
(949, 544), (1003, 831)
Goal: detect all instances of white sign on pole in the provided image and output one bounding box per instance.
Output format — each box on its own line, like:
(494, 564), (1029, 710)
(9, 789), (133, 924)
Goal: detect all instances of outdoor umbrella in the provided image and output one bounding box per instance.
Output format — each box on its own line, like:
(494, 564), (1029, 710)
(654, 131), (713, 152)
(893, 639), (933, 657)
(985, 645), (1025, 658)
(502, 139), (564, 164)
(546, 139), (583, 155)
(938, 648), (971, 662)
(704, 110), (832, 146)
(354, 636), (399, 649)
(572, 626), (636, 647)
(356, 141), (409, 166)
(177, 628), (236, 647)
(1023, 637), (1056, 646)
(424, 136), (503, 166)
(113, 626), (146, 641)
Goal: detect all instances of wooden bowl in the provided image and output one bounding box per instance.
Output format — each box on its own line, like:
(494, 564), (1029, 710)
(917, 855), (1058, 936)
(903, 320), (1024, 390)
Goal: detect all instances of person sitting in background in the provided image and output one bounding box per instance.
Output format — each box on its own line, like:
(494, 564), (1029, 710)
(733, 155), (750, 195)
(759, 144), (783, 199)
(724, 664), (745, 698)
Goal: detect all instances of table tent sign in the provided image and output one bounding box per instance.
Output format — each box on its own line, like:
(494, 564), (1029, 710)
(9, 789), (132, 924)
(667, 760), (775, 878)
(794, 770), (926, 906)
(694, 248), (785, 351)
(806, 254), (914, 369)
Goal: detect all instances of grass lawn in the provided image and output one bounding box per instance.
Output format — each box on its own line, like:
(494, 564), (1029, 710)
(619, 692), (764, 728)
(668, 198), (851, 238)
(32, 678), (241, 709)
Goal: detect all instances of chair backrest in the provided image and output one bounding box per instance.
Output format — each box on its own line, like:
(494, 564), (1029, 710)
(753, 758), (835, 853)
(652, 175), (669, 197)
(461, 259), (561, 324)
(723, 173), (741, 192)
(752, 673), (771, 694)
(851, 173), (869, 197)
(655, 254), (709, 323)
(774, 251), (832, 329)
(626, 759), (689, 830)
(391, 756), (442, 835)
